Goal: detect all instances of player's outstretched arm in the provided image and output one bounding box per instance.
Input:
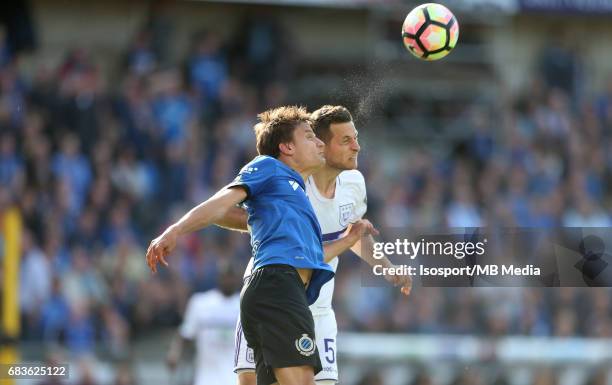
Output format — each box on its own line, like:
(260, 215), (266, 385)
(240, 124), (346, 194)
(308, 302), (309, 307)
(214, 206), (248, 232)
(166, 333), (193, 372)
(351, 231), (412, 296)
(145, 187), (247, 273)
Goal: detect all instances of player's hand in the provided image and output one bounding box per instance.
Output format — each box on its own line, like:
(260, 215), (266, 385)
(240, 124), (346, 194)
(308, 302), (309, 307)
(146, 226), (178, 273)
(384, 265), (412, 296)
(345, 219), (379, 244)
(166, 350), (179, 372)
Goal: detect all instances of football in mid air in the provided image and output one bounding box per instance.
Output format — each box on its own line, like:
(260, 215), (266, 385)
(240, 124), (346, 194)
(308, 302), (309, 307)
(402, 3), (459, 61)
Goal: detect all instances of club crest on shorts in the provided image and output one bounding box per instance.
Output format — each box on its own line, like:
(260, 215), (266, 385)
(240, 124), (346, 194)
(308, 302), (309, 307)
(339, 203), (354, 227)
(246, 348), (254, 363)
(295, 334), (316, 356)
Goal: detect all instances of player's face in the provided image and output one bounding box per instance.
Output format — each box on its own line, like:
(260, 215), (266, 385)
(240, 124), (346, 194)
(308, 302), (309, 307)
(324, 121), (360, 170)
(291, 122), (326, 170)
(219, 272), (240, 296)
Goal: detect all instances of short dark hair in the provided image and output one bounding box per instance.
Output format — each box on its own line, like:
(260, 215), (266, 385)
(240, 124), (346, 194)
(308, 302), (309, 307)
(253, 106), (311, 158)
(310, 105), (353, 144)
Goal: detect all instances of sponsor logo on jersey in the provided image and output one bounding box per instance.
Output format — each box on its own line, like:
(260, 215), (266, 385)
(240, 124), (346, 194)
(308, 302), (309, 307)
(339, 203), (354, 227)
(295, 334), (316, 356)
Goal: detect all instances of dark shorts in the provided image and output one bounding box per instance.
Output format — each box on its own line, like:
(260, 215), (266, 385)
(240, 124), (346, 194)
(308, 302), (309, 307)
(240, 264), (322, 385)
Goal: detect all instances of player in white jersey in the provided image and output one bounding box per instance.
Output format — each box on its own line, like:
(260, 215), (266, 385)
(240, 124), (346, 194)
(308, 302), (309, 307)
(166, 262), (241, 385)
(218, 105), (412, 385)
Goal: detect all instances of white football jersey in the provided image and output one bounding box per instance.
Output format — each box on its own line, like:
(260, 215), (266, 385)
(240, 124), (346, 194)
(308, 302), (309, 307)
(179, 289), (240, 385)
(306, 170), (367, 315)
(241, 170), (367, 316)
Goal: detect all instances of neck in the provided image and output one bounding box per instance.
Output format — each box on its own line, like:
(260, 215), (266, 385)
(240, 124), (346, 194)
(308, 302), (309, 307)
(312, 166), (341, 199)
(278, 155), (311, 182)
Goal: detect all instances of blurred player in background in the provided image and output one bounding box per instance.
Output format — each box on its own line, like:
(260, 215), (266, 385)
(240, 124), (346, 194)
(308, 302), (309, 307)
(221, 105), (412, 385)
(166, 261), (241, 385)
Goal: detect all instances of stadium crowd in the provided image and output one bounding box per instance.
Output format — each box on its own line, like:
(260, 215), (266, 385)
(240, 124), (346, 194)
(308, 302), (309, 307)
(0, 10), (611, 385)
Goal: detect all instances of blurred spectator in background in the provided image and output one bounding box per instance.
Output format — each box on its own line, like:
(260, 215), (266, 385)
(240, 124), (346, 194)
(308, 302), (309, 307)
(230, 10), (295, 98)
(538, 28), (582, 101)
(0, 132), (24, 191)
(188, 30), (228, 122)
(20, 228), (51, 339)
(125, 29), (157, 77)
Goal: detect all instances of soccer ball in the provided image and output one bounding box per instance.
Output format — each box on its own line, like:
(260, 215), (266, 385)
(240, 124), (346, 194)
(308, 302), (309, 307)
(402, 3), (459, 61)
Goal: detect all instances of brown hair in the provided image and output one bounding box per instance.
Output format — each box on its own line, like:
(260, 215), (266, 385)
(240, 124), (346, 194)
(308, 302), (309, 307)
(253, 106), (311, 158)
(310, 105), (353, 144)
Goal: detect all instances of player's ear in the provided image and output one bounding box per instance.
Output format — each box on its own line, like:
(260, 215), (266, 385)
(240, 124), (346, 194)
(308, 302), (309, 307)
(279, 141), (294, 156)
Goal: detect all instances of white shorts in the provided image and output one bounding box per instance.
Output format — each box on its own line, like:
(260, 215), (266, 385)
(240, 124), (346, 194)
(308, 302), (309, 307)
(234, 310), (339, 382)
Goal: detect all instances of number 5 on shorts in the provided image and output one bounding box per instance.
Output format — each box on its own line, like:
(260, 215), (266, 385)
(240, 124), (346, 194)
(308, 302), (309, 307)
(324, 338), (335, 364)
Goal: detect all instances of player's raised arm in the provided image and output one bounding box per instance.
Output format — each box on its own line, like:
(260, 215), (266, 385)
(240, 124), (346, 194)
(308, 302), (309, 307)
(321, 217), (412, 298)
(214, 205), (248, 232)
(322, 219), (378, 263)
(166, 332), (192, 372)
(350, 230), (412, 297)
(145, 186), (247, 273)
